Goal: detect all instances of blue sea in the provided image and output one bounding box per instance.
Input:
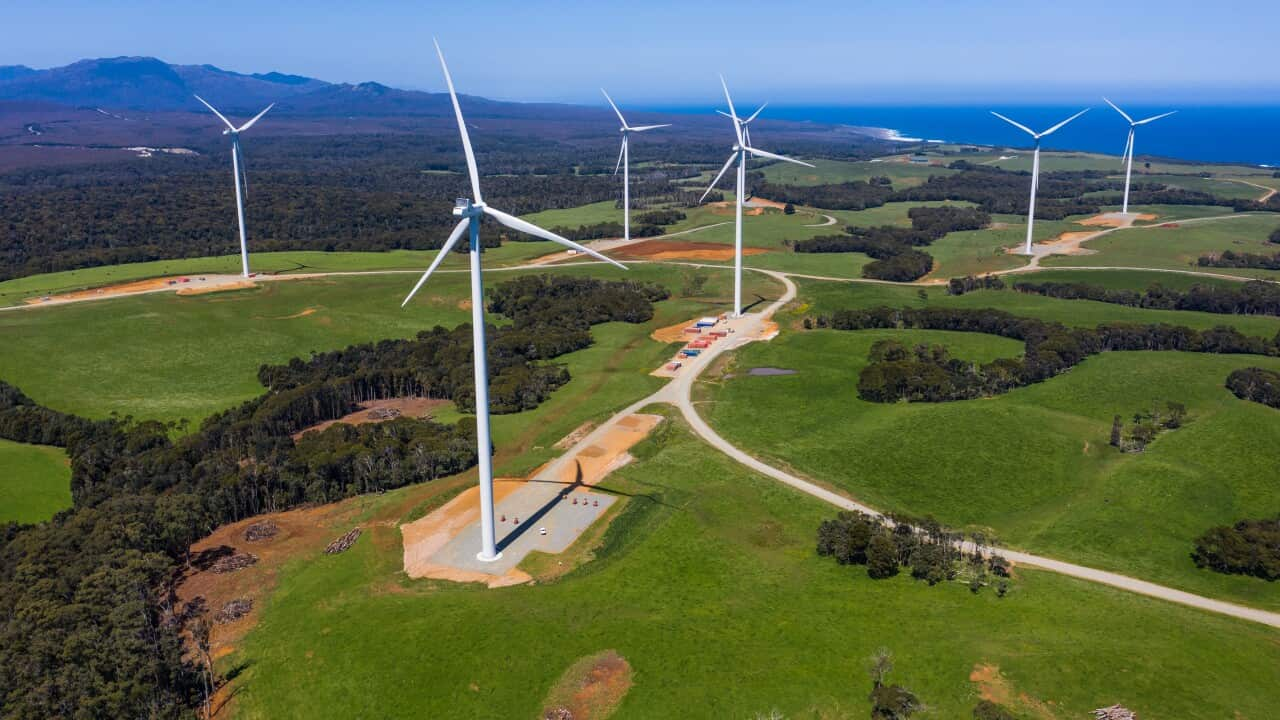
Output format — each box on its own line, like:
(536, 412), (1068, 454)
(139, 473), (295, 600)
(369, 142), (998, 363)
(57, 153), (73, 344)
(663, 105), (1280, 167)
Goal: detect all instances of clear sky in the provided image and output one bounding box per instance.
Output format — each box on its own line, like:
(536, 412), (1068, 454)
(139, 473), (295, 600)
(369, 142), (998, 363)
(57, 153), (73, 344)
(2, 0), (1276, 106)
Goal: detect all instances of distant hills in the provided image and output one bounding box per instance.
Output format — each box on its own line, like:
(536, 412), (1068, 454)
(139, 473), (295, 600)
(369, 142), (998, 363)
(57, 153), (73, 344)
(0, 56), (600, 120)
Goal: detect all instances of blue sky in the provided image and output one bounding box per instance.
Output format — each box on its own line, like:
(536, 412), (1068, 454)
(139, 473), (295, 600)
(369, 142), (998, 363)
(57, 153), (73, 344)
(2, 0), (1276, 105)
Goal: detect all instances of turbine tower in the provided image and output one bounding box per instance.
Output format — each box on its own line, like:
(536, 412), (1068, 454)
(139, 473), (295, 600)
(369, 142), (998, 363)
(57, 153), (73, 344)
(991, 108), (1089, 255)
(403, 40), (628, 562)
(602, 89), (669, 243)
(1104, 98), (1176, 215)
(700, 77), (812, 317)
(194, 95), (273, 278)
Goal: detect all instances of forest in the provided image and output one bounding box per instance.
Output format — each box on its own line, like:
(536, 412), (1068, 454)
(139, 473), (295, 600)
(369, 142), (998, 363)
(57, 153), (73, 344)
(0, 133), (714, 281)
(1013, 279), (1280, 317)
(0, 274), (668, 719)
(805, 306), (1279, 403)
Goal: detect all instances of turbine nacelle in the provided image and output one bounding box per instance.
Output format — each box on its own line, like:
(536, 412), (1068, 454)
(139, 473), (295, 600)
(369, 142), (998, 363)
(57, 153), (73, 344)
(452, 198), (485, 218)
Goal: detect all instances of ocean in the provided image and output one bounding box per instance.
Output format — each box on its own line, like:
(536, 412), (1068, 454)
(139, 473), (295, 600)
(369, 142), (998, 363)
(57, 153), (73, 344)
(661, 105), (1280, 167)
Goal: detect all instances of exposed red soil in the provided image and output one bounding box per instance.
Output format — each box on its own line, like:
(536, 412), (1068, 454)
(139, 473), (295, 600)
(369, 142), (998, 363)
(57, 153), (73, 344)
(617, 239), (768, 261)
(292, 397), (448, 439)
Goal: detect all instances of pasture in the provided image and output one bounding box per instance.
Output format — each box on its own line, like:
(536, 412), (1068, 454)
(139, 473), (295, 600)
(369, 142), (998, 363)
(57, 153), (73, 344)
(218, 413), (1280, 719)
(0, 263), (782, 458)
(1041, 212), (1280, 279)
(0, 438), (71, 523)
(700, 285), (1280, 610)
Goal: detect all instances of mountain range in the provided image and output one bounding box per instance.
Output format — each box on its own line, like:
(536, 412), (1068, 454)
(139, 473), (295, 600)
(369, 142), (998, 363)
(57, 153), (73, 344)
(0, 56), (593, 119)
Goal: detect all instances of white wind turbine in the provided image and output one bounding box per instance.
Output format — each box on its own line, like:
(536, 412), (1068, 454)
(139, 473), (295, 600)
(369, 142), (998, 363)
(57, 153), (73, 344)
(990, 108), (1089, 255)
(700, 77), (812, 317)
(1104, 98), (1176, 215)
(601, 90), (669, 243)
(194, 95), (274, 277)
(402, 40), (628, 562)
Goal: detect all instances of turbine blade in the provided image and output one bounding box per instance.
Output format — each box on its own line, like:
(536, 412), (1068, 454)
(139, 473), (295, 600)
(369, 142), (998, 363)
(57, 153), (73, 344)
(601, 88), (627, 127)
(401, 217), (470, 307)
(716, 110), (733, 119)
(194, 94), (235, 131)
(1135, 110), (1176, 126)
(614, 136), (626, 175)
(746, 146), (814, 168)
(743, 125), (752, 149)
(628, 124), (670, 132)
(1039, 108), (1090, 138)
(1102, 97), (1133, 124)
(237, 103), (274, 132)
(990, 111), (1037, 137)
(1122, 128), (1134, 165)
(744, 102), (768, 124)
(720, 74), (743, 145)
(700, 152), (738, 204)
(434, 39), (483, 204)
(484, 206), (628, 270)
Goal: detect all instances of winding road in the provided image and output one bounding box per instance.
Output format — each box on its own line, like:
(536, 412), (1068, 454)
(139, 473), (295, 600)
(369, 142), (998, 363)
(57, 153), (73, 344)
(6, 220), (1280, 627)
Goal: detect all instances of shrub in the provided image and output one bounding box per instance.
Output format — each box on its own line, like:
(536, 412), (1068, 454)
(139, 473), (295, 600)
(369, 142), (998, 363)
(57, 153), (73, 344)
(1191, 517), (1280, 580)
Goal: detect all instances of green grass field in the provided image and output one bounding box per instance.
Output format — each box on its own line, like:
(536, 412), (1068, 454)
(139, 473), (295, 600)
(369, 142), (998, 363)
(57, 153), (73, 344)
(699, 306), (1280, 611)
(760, 157), (953, 188)
(0, 242), (567, 307)
(224, 412), (1280, 719)
(1042, 212), (1280, 279)
(0, 438), (71, 523)
(790, 278), (1280, 338)
(0, 263), (782, 447)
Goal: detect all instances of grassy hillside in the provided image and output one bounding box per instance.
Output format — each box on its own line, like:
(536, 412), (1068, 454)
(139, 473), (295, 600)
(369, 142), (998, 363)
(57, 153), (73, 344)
(0, 439), (71, 523)
(0, 264), (782, 452)
(699, 317), (1280, 610)
(223, 413), (1280, 719)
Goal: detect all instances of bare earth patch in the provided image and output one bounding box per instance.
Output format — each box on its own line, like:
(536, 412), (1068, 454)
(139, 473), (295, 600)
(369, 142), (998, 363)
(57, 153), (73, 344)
(708, 200), (764, 216)
(1078, 212), (1156, 228)
(969, 664), (1059, 720)
(175, 280), (256, 296)
(292, 397), (448, 439)
(541, 650), (633, 720)
(650, 318), (700, 344)
(618, 239), (768, 262)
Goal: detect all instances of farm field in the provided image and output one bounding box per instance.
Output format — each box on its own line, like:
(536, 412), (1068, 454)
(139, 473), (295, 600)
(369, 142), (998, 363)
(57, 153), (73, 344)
(790, 278), (1280, 338)
(0, 241), (564, 307)
(219, 413), (1280, 719)
(0, 438), (71, 523)
(699, 306), (1280, 611)
(0, 263), (782, 459)
(760, 157), (952, 188)
(1042, 212), (1280, 279)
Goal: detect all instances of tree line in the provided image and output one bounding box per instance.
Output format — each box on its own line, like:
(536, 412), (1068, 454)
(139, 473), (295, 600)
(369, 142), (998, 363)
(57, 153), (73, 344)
(805, 306), (1279, 403)
(1013, 279), (1280, 317)
(794, 206), (991, 282)
(1198, 250), (1280, 271)
(816, 510), (1011, 593)
(0, 273), (668, 718)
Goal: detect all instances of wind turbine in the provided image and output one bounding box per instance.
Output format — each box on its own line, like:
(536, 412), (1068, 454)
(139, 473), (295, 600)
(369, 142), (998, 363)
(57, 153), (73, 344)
(700, 77), (812, 317)
(1104, 98), (1176, 215)
(601, 90), (669, 243)
(194, 95), (273, 278)
(990, 108), (1089, 255)
(402, 40), (628, 563)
